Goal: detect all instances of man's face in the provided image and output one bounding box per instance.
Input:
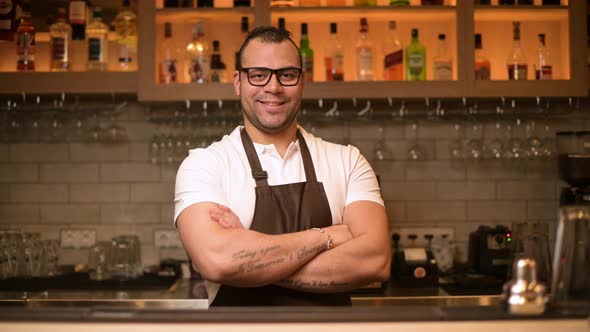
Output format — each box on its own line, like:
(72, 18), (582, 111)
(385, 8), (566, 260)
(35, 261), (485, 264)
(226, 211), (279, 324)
(233, 39), (303, 135)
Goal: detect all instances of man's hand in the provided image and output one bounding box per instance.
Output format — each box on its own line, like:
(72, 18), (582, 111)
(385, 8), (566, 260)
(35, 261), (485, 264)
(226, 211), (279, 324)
(209, 204), (244, 229)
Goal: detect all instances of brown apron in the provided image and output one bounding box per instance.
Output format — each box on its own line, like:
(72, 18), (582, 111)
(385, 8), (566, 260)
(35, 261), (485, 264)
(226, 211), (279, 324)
(210, 128), (351, 306)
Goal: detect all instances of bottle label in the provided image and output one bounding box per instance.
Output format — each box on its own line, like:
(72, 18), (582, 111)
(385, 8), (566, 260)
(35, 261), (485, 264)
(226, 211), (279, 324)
(408, 53), (425, 78)
(508, 64), (528, 80)
(189, 56), (210, 83)
(434, 61), (452, 80)
(358, 47), (373, 79)
(51, 37), (67, 61)
(384, 49), (403, 80)
(118, 44), (131, 63)
(0, 0), (13, 15)
(16, 31), (34, 58)
(475, 62), (491, 80)
(302, 54), (313, 82)
(88, 37), (103, 61)
(160, 59), (178, 83)
(536, 65), (553, 80)
(69, 1), (86, 24)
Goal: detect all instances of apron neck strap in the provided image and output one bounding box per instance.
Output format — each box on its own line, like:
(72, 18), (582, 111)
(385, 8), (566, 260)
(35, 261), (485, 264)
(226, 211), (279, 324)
(240, 127), (318, 185)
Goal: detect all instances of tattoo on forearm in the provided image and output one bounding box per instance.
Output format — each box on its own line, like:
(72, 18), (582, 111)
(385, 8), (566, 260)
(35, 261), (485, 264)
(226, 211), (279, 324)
(260, 244), (280, 256)
(238, 257), (286, 273)
(231, 249), (257, 262)
(279, 279), (350, 289)
(297, 244), (324, 260)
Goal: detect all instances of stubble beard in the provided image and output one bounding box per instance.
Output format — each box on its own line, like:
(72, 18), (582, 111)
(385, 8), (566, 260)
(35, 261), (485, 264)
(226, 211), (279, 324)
(240, 97), (301, 135)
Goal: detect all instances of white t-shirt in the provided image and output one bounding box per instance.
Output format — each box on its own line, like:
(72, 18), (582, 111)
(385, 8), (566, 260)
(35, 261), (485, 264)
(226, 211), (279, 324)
(174, 125), (383, 226)
(173, 125), (383, 304)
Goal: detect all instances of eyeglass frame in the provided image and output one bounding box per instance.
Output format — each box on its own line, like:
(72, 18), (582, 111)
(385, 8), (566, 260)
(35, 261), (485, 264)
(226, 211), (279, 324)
(238, 66), (303, 87)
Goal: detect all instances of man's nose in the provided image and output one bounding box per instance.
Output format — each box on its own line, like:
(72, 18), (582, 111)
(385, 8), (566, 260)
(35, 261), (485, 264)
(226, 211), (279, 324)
(264, 72), (283, 92)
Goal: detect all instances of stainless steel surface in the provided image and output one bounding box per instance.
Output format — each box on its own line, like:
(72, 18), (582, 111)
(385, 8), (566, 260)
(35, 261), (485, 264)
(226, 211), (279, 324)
(503, 258), (548, 316)
(0, 279), (503, 309)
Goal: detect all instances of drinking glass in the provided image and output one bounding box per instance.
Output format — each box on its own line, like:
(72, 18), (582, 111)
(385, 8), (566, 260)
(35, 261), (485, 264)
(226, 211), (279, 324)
(110, 235), (142, 279)
(89, 241), (111, 281)
(448, 122), (464, 160)
(407, 121), (426, 160)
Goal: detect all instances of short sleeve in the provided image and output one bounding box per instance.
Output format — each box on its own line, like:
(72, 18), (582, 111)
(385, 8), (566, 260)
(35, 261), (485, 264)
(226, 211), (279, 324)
(174, 148), (229, 225)
(345, 146), (384, 207)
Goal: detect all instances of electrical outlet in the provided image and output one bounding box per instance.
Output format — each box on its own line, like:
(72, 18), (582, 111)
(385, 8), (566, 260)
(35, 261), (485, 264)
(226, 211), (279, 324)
(154, 229), (182, 248)
(60, 229), (96, 249)
(396, 227), (454, 249)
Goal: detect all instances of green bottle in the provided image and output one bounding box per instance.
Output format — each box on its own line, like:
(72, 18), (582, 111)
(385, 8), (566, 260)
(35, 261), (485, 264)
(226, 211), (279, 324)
(390, 0), (410, 5)
(300, 23), (314, 82)
(406, 28), (427, 81)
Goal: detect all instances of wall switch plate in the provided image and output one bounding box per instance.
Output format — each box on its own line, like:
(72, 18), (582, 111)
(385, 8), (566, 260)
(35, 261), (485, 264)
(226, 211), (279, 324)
(154, 229), (182, 248)
(396, 227), (455, 249)
(60, 229), (96, 249)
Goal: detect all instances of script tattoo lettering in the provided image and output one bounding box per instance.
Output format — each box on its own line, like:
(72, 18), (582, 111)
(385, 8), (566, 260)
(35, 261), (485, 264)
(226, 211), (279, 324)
(231, 249), (257, 262)
(260, 244), (280, 256)
(280, 279), (351, 289)
(238, 257), (286, 273)
(296, 244), (324, 260)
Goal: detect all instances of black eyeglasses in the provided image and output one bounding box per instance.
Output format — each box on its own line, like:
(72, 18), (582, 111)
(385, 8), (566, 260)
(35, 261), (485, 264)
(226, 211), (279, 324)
(239, 67), (302, 87)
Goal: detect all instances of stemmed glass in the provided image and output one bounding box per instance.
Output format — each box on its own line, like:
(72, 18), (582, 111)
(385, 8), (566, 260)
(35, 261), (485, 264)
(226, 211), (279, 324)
(448, 122), (464, 160)
(466, 122), (484, 160)
(407, 121), (425, 161)
(486, 119), (505, 160)
(374, 125), (391, 161)
(102, 103), (128, 144)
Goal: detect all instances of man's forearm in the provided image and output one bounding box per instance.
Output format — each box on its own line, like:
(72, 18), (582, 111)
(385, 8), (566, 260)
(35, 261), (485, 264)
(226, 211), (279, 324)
(275, 234), (391, 293)
(199, 228), (326, 287)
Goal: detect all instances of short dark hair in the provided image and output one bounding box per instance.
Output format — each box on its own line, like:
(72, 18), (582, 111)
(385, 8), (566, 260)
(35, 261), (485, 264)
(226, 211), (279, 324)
(237, 26), (302, 69)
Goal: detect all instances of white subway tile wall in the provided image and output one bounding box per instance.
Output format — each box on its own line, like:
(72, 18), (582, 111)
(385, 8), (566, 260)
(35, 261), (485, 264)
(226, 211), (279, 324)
(0, 100), (588, 267)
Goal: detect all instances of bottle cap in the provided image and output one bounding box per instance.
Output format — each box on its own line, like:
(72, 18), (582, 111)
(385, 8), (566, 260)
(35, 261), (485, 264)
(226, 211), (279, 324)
(330, 22), (337, 34)
(164, 22), (172, 38)
(241, 16), (249, 33)
(389, 21), (397, 30)
(411, 28), (418, 38)
(301, 23), (308, 34)
(475, 33), (483, 48)
(438, 33), (446, 40)
(278, 17), (285, 30)
(213, 39), (220, 51)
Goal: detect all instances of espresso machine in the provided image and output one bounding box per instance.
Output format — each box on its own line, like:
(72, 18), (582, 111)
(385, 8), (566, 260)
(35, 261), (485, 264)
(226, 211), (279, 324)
(552, 131), (590, 304)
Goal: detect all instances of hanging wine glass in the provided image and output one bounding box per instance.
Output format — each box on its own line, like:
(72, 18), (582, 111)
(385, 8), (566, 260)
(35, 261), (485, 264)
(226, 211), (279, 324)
(407, 121), (426, 161)
(448, 122), (464, 160)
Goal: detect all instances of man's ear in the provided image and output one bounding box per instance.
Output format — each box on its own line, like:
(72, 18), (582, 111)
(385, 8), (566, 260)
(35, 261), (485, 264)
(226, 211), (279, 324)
(233, 71), (241, 96)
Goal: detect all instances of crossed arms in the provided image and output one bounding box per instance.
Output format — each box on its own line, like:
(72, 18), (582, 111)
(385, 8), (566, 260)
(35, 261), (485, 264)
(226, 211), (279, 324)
(176, 200), (391, 293)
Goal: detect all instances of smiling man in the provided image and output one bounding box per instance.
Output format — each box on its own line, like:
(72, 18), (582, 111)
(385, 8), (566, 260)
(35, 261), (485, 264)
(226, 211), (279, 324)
(174, 26), (391, 306)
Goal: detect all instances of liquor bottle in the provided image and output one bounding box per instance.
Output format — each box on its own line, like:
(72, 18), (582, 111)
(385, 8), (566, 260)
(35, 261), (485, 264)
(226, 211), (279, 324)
(113, 0), (137, 71)
(433, 33), (452, 80)
(15, 0), (34, 71)
(300, 23), (314, 82)
(69, 1), (86, 40)
(356, 17), (374, 81)
(186, 22), (210, 83)
(506, 21), (528, 80)
(390, 0), (410, 5)
(383, 20), (403, 80)
(49, 8), (72, 72)
(406, 28), (426, 81)
(354, 0), (376, 6)
(235, 16), (248, 70)
(535, 33), (552, 80)
(324, 22), (344, 81)
(86, 7), (109, 71)
(474, 33), (491, 80)
(159, 22), (179, 84)
(278, 17), (285, 30)
(234, 0), (251, 7)
(209, 40), (227, 83)
(0, 0), (22, 41)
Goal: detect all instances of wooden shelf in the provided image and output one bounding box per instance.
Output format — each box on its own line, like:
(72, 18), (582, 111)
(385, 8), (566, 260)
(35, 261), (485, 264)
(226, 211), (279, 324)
(155, 7), (254, 24)
(0, 72), (138, 94)
(270, 6), (456, 22)
(302, 81), (465, 98)
(470, 79), (585, 97)
(474, 6), (568, 21)
(138, 82), (238, 101)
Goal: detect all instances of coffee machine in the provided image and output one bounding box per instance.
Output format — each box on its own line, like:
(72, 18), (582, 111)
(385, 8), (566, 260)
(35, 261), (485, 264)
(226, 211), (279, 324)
(552, 131), (590, 304)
